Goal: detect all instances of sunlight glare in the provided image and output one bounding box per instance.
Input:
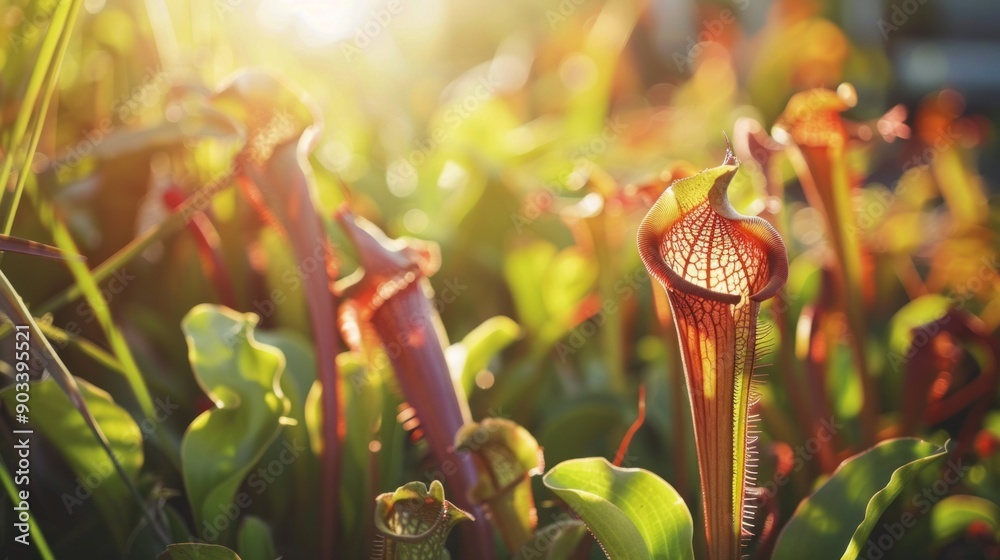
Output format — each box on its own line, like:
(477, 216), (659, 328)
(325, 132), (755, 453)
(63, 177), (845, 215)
(257, 0), (372, 46)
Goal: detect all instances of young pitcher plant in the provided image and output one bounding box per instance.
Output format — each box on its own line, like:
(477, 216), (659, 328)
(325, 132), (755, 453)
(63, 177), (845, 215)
(637, 147), (788, 559)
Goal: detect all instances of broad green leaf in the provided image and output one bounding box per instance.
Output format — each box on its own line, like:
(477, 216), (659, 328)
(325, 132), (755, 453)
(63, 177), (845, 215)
(542, 457), (694, 560)
(0, 378), (142, 548)
(773, 438), (949, 560)
(504, 241), (558, 333)
(181, 305), (288, 538)
(236, 516), (277, 560)
(157, 543), (242, 560)
(446, 315), (521, 395)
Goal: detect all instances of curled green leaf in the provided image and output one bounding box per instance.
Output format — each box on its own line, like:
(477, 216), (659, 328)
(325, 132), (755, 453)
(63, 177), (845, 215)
(542, 457), (694, 560)
(455, 418), (543, 553)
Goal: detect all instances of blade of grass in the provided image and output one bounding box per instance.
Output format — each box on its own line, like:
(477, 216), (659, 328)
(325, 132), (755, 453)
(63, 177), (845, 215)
(0, 0), (85, 242)
(0, 456), (55, 560)
(36, 164), (239, 316)
(0, 268), (170, 546)
(36, 321), (124, 374)
(0, 234), (84, 261)
(0, 0), (76, 212)
(0, 164), (239, 349)
(0, 160), (239, 345)
(27, 178), (157, 422)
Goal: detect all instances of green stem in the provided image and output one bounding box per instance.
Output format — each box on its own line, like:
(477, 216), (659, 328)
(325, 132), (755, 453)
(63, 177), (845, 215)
(0, 456), (55, 560)
(37, 321), (124, 374)
(0, 0), (75, 211)
(0, 268), (171, 547)
(28, 179), (157, 421)
(1, 0), (85, 240)
(827, 144), (878, 445)
(35, 166), (238, 316)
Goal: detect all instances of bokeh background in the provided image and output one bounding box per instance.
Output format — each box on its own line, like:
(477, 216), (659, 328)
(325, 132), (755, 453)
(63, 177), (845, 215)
(1, 0), (999, 558)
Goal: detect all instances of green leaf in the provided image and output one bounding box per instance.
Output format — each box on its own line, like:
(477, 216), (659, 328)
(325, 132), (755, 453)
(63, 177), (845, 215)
(181, 305), (289, 539)
(542, 457), (694, 560)
(157, 543), (242, 560)
(236, 516), (277, 560)
(543, 247), (598, 322)
(504, 241), (558, 333)
(0, 378), (142, 548)
(252, 329), (319, 549)
(446, 315), (521, 395)
(930, 495), (1000, 549)
(887, 295), (951, 359)
(456, 418), (543, 551)
(772, 438), (950, 560)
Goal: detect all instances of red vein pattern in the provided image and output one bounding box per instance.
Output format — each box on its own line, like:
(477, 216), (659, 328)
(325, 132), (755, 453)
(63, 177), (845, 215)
(638, 149), (788, 560)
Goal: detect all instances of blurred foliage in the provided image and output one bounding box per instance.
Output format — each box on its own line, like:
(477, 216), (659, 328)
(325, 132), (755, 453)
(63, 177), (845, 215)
(0, 0), (998, 558)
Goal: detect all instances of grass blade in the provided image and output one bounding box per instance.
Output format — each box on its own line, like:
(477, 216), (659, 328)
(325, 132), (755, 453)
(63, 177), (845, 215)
(0, 234), (85, 261)
(1, 0), (85, 239)
(0, 268), (170, 546)
(0, 0), (77, 212)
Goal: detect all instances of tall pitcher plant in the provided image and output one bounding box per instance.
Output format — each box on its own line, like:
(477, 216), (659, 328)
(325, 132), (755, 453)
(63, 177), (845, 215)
(637, 148), (788, 559)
